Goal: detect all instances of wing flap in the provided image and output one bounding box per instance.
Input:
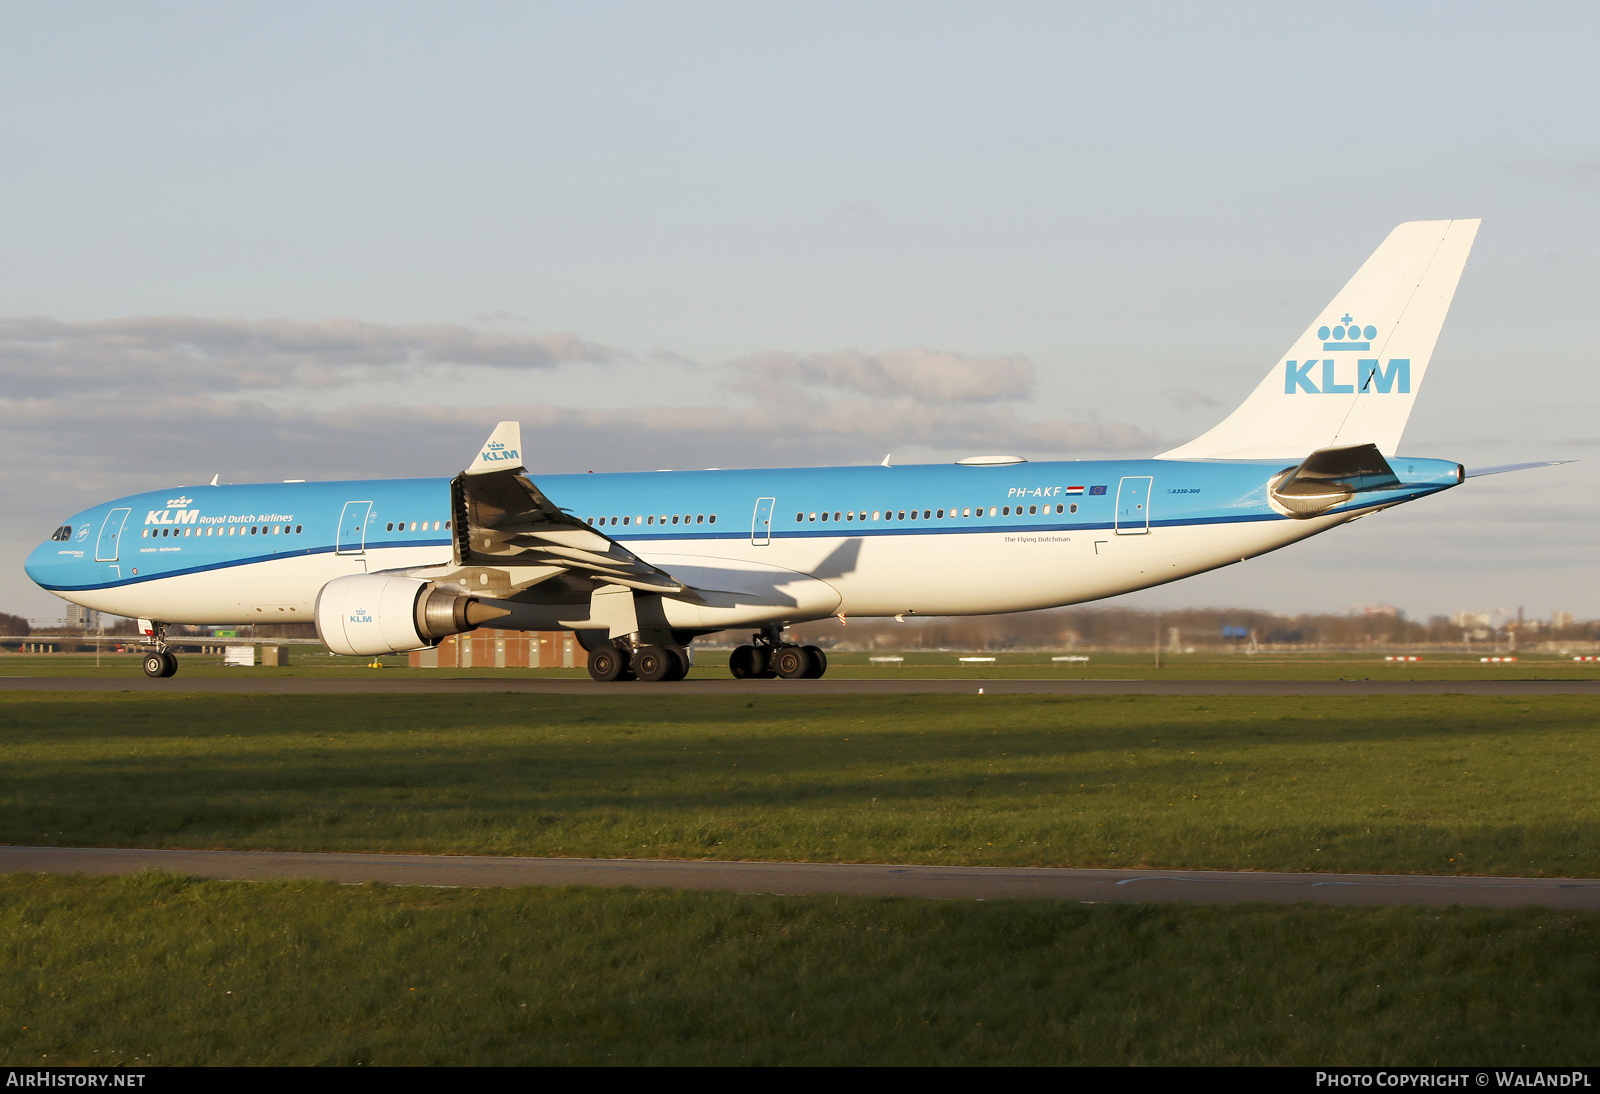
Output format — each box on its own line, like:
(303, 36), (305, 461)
(452, 422), (696, 600)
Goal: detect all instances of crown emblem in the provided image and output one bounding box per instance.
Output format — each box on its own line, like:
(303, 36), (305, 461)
(166, 495), (192, 508)
(485, 441), (504, 451)
(1318, 313), (1376, 350)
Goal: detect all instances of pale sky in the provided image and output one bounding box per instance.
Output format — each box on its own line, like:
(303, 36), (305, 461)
(3, 2), (1596, 622)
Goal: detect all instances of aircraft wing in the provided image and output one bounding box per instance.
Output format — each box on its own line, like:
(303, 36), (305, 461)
(443, 422), (694, 599)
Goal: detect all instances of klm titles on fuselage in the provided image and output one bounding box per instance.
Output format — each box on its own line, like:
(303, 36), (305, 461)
(143, 510), (295, 526)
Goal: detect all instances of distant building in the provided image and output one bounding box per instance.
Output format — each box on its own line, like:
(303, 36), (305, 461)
(63, 604), (99, 629)
(1553, 611), (1575, 630)
(1450, 611), (1492, 629)
(409, 630), (587, 669)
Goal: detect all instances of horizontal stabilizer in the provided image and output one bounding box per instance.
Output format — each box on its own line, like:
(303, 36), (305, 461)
(1161, 219), (1480, 460)
(1269, 443), (1401, 518)
(1464, 460), (1574, 479)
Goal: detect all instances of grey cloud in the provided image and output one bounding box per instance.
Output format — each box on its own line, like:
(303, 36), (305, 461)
(1515, 159), (1600, 189)
(732, 347), (1035, 404)
(0, 315), (620, 398)
(1, 390), (1158, 509)
(1166, 385), (1222, 411)
(0, 316), (1157, 601)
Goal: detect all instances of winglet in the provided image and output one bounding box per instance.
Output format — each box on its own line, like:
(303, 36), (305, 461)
(467, 421), (524, 476)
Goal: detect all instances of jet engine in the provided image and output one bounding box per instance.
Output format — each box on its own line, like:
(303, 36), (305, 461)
(314, 572), (511, 656)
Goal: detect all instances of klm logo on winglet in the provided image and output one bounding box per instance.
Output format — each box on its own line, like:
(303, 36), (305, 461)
(478, 441), (520, 465)
(1284, 358), (1410, 395)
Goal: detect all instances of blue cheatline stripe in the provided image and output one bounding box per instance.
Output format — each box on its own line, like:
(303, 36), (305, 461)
(35, 544), (347, 592)
(37, 487), (1444, 595)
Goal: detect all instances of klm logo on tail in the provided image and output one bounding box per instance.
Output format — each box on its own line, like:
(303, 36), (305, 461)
(1287, 309), (1409, 395)
(1285, 358), (1410, 395)
(1319, 313), (1376, 350)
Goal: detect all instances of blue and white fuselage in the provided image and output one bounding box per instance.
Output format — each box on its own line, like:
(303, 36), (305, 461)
(24, 219), (1523, 678)
(25, 456), (1462, 629)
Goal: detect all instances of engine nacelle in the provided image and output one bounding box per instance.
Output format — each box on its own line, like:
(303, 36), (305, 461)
(314, 572), (510, 656)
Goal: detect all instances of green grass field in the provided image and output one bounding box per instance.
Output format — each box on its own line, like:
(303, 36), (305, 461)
(4, 873), (1599, 1066)
(6, 688), (1600, 1065)
(3, 691), (1598, 876)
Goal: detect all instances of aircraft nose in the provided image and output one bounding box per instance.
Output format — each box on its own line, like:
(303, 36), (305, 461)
(24, 519), (82, 588)
(23, 538), (54, 586)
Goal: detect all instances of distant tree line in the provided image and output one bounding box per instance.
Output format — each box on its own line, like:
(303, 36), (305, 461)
(775, 605), (1600, 652)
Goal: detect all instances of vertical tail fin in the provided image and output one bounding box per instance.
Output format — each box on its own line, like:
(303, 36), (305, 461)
(1159, 219), (1480, 460)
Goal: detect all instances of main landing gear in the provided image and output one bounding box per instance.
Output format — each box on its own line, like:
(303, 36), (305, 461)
(586, 641), (690, 683)
(580, 627), (829, 683)
(728, 628), (827, 680)
(140, 622), (178, 678)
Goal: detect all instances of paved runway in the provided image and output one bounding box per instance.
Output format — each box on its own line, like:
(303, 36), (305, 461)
(4, 845), (1598, 909)
(3, 675), (1599, 696)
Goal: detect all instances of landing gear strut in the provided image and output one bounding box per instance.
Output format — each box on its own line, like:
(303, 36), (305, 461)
(140, 622), (178, 678)
(729, 628), (826, 680)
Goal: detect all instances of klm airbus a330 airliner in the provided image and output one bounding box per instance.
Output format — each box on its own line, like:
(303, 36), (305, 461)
(27, 219), (1547, 681)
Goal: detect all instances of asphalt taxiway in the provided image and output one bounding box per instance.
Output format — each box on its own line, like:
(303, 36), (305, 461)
(3, 676), (1599, 696)
(3, 845), (1597, 909)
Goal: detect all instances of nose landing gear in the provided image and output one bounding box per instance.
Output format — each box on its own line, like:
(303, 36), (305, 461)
(140, 622), (178, 678)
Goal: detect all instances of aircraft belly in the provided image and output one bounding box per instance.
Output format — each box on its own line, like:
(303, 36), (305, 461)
(680, 517), (1345, 620)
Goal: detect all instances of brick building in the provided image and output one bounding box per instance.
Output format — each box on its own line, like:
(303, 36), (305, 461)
(409, 630), (587, 669)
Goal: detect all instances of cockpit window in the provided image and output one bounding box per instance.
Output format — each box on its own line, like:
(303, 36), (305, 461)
(50, 525), (72, 542)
